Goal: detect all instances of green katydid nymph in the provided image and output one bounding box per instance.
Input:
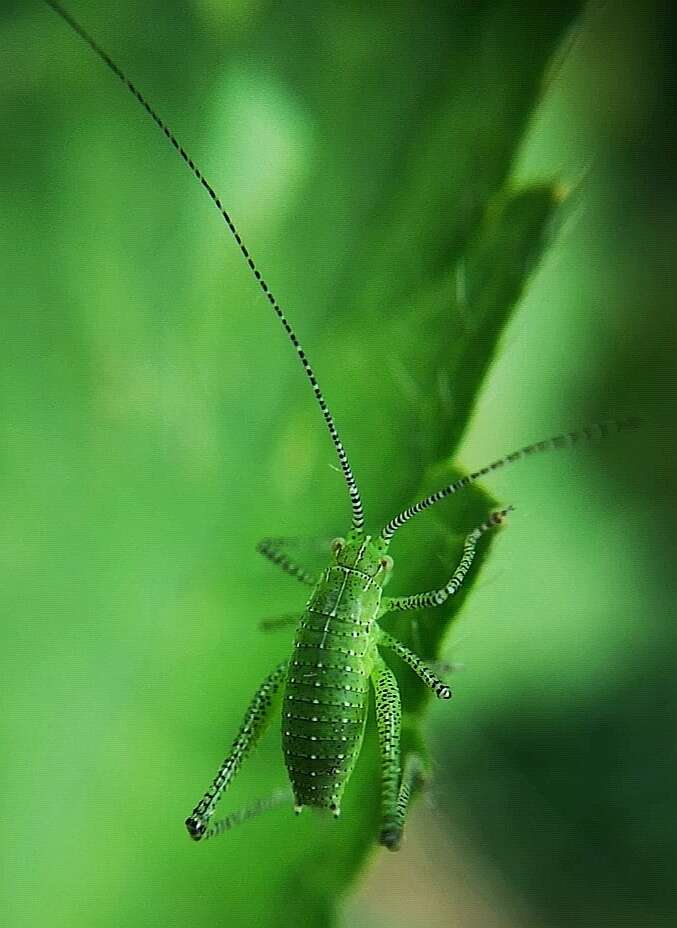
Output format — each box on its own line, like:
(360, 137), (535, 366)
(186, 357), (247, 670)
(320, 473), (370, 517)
(45, 0), (636, 851)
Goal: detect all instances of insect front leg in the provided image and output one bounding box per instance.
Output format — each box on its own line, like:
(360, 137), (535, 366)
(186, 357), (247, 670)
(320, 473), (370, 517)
(256, 537), (318, 586)
(185, 661), (287, 841)
(380, 506), (513, 614)
(372, 653), (426, 851)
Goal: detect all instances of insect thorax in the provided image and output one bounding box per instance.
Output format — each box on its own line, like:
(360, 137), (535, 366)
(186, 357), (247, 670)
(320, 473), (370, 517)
(281, 533), (391, 811)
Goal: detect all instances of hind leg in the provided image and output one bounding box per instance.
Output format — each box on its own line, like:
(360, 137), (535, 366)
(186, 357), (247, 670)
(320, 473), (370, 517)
(371, 653), (426, 850)
(185, 661), (287, 840)
(201, 786), (294, 840)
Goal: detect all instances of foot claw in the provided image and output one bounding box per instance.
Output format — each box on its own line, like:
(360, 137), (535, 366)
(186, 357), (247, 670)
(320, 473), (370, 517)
(379, 826), (402, 851)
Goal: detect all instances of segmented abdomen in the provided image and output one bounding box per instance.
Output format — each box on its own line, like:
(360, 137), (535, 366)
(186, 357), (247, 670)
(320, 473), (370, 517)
(281, 565), (380, 811)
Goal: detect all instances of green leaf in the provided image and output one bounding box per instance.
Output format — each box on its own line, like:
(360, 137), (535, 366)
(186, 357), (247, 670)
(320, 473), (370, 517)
(1, 2), (581, 928)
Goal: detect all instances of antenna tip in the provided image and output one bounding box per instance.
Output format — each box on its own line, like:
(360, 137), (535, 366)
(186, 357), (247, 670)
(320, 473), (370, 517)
(490, 506), (514, 526)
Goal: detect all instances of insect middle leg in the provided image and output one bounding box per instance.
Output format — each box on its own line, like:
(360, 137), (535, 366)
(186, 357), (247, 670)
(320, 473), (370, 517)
(258, 613), (299, 632)
(372, 653), (426, 850)
(185, 661), (287, 841)
(378, 630), (453, 699)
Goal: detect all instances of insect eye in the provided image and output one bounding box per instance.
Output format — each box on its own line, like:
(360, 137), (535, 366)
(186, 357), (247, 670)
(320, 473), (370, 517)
(331, 537), (346, 556)
(379, 556), (394, 573)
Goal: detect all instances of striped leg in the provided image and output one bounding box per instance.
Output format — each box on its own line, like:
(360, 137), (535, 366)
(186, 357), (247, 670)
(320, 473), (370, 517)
(259, 613), (299, 632)
(380, 507), (513, 614)
(377, 630), (453, 700)
(257, 538), (317, 587)
(390, 752), (427, 848)
(372, 655), (427, 850)
(372, 653), (404, 849)
(185, 661), (287, 841)
(201, 787), (293, 840)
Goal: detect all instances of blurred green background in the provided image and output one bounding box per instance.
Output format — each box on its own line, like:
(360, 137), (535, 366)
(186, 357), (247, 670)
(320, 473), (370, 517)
(1, 2), (675, 927)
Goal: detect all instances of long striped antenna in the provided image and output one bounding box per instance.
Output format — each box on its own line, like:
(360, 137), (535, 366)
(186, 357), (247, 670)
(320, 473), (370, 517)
(44, 0), (366, 533)
(381, 418), (639, 542)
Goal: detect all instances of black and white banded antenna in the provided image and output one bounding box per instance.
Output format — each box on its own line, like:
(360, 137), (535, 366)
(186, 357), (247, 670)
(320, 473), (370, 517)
(381, 418), (639, 543)
(45, 0), (366, 533)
